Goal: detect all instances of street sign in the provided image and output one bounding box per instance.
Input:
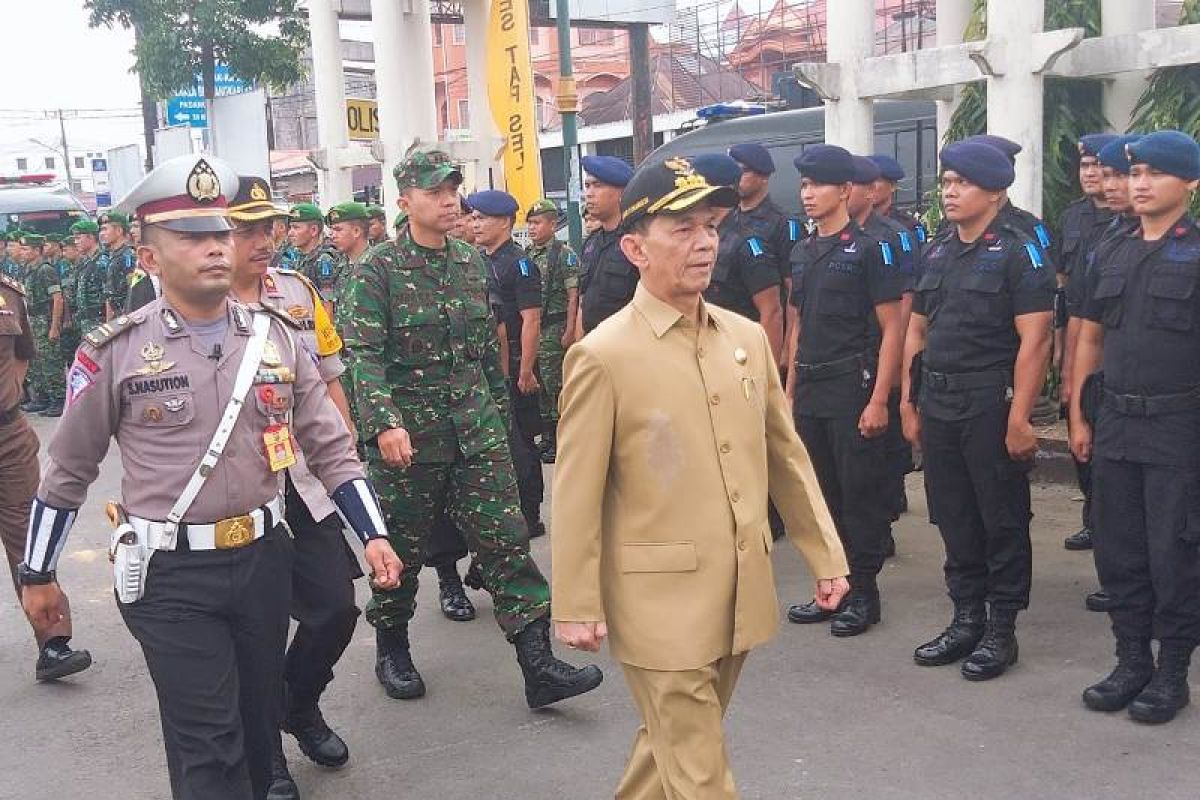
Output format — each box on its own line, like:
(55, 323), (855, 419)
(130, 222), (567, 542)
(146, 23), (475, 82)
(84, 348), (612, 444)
(346, 98), (379, 141)
(165, 96), (208, 128)
(94, 193), (112, 207)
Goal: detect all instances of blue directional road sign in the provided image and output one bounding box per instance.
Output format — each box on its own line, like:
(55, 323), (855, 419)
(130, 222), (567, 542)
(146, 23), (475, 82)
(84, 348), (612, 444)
(165, 96), (208, 128)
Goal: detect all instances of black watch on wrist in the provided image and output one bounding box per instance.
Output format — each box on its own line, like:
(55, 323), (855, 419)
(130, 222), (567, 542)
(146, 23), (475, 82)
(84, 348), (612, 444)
(17, 563), (55, 586)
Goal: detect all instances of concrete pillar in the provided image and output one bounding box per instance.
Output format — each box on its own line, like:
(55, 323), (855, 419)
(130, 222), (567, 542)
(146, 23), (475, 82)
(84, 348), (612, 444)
(1101, 0), (1156, 131)
(823, 0), (875, 155)
(372, 0), (439, 212)
(464, 0), (496, 189)
(986, 0), (1045, 216)
(309, 0), (353, 204)
(936, 0), (974, 145)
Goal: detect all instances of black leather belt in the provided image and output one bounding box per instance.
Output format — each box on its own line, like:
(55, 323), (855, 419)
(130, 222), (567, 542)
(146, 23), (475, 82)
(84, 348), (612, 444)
(796, 353), (865, 379)
(1102, 387), (1200, 417)
(921, 368), (1010, 392)
(0, 403), (21, 426)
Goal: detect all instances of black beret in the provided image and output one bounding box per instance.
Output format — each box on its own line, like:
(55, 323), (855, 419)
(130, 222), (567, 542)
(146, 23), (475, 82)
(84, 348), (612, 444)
(868, 154), (905, 182)
(1078, 134), (1118, 158)
(1126, 130), (1200, 181)
(691, 153), (743, 188)
(851, 156), (882, 185)
(964, 134), (1022, 161)
(728, 143), (775, 175)
(794, 145), (855, 184)
(940, 142), (1016, 190)
(466, 190), (519, 217)
(581, 155), (634, 188)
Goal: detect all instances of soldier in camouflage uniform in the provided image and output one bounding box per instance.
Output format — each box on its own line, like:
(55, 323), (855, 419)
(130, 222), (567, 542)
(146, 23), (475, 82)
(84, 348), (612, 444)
(16, 234), (65, 415)
(99, 211), (136, 320)
(366, 204), (388, 245)
(50, 234), (81, 366)
(524, 199), (578, 463)
(70, 220), (107, 336)
(287, 203), (347, 315)
(4, 231), (24, 279)
(336, 150), (603, 709)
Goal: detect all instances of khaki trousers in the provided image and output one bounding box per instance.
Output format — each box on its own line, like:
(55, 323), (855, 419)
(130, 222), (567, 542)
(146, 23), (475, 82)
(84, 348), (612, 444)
(615, 652), (747, 800)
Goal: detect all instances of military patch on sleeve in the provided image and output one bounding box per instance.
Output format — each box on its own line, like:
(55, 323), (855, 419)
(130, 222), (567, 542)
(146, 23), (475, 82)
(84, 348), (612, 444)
(1024, 242), (1045, 269)
(898, 231), (912, 253)
(879, 241), (895, 267)
(915, 223), (928, 244)
(789, 219), (801, 242)
(65, 354), (99, 406)
(1034, 223), (1051, 250)
(567, 251), (578, 267)
(747, 237), (765, 257)
(519, 258), (532, 277)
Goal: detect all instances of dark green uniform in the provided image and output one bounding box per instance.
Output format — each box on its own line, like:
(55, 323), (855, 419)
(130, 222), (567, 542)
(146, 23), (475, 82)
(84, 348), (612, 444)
(73, 249), (107, 334)
(526, 238), (578, 430)
(296, 242), (347, 305)
(103, 242), (137, 316)
(25, 260), (65, 404)
(336, 228), (549, 636)
(56, 257), (81, 362)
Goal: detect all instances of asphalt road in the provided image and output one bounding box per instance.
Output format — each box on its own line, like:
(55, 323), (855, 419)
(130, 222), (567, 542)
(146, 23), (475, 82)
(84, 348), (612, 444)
(1, 414), (1197, 800)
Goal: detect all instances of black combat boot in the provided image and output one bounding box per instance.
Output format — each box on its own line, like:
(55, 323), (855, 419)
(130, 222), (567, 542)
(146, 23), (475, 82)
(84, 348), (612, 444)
(375, 626), (426, 700)
(283, 688), (349, 768)
(830, 584), (881, 638)
(463, 559), (484, 591)
(513, 618), (604, 709)
(913, 602), (986, 666)
(1082, 637), (1153, 712)
(35, 637), (92, 682)
(437, 569), (476, 622)
(1128, 642), (1193, 724)
(265, 744), (300, 800)
(1085, 590), (1114, 612)
(1064, 528), (1093, 551)
(961, 607), (1019, 681)
(786, 597), (842, 625)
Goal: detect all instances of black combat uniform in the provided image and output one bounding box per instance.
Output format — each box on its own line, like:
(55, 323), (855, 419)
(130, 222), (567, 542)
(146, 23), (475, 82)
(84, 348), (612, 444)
(733, 196), (799, 287)
(704, 215), (781, 319)
(579, 225), (637, 333)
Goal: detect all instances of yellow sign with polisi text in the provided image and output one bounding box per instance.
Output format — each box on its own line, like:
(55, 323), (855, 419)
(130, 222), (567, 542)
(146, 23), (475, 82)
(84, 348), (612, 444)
(346, 98), (380, 141)
(486, 0), (543, 222)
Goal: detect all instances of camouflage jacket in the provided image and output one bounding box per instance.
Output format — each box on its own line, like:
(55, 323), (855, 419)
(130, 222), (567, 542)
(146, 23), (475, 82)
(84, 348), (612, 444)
(296, 242), (348, 301)
(336, 230), (510, 463)
(74, 249), (107, 318)
(25, 260), (62, 318)
(525, 238), (579, 320)
(103, 243), (137, 313)
(271, 243), (302, 271)
(56, 258), (76, 302)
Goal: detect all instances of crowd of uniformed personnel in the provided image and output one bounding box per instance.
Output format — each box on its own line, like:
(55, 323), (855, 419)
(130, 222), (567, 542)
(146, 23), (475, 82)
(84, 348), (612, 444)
(1, 121), (1199, 800)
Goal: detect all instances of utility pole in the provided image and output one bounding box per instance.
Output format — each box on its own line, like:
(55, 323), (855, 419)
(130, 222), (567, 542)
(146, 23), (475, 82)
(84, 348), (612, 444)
(57, 110), (73, 188)
(133, 20), (157, 172)
(555, 0), (583, 252)
(629, 24), (654, 165)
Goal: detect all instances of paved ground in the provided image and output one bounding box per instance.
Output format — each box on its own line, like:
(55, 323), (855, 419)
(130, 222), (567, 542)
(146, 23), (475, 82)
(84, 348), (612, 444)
(2, 414), (1198, 800)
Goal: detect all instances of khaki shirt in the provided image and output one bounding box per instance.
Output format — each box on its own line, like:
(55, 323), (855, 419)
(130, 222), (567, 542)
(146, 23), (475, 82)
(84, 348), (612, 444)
(40, 298), (363, 522)
(0, 276), (34, 412)
(552, 283), (848, 671)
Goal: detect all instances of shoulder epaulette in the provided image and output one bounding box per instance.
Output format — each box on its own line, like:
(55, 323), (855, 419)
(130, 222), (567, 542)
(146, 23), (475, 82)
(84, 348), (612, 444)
(1000, 224), (1047, 270)
(277, 267), (300, 277)
(258, 303), (304, 330)
(83, 313), (141, 349)
(0, 274), (26, 296)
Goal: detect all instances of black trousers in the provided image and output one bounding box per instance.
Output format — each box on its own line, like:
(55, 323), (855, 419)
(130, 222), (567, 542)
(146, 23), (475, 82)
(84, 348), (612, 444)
(921, 403), (1033, 610)
(1091, 456), (1200, 645)
(884, 390), (912, 519)
(794, 412), (890, 586)
(508, 378), (544, 525)
(1073, 456), (1093, 532)
(120, 525), (293, 800)
(283, 478), (361, 707)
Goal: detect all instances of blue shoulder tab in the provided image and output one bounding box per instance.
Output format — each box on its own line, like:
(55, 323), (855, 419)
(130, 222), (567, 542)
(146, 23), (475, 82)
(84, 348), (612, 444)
(915, 223), (928, 243)
(1034, 223), (1051, 250)
(788, 219), (800, 242)
(898, 231), (912, 253)
(879, 241), (895, 267)
(519, 258), (532, 277)
(1024, 241), (1045, 269)
(747, 237), (764, 257)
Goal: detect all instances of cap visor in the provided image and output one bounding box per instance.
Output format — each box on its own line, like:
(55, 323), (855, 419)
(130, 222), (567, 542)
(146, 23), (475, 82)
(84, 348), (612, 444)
(229, 203), (285, 222)
(152, 216), (233, 233)
(419, 166), (464, 189)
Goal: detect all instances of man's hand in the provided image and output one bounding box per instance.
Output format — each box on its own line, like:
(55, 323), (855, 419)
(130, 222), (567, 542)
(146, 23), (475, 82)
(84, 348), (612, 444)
(900, 403), (922, 446)
(554, 621), (608, 653)
(814, 577), (850, 611)
(1006, 417), (1038, 461)
(364, 538), (403, 589)
(517, 369), (540, 396)
(858, 400), (889, 439)
(378, 427), (414, 468)
(22, 582), (67, 632)
(1070, 419), (1093, 464)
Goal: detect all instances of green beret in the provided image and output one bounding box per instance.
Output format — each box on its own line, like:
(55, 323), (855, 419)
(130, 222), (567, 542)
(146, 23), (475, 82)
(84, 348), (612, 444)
(70, 219), (100, 236)
(20, 232), (45, 247)
(526, 198), (559, 218)
(366, 204), (387, 220)
(46, 234), (64, 244)
(325, 202), (370, 225)
(288, 202), (324, 223)
(97, 211), (131, 230)
(6, 229), (24, 242)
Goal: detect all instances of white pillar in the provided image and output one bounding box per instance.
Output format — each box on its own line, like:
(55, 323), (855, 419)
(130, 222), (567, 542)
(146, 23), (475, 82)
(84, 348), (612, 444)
(464, 0), (497, 189)
(936, 0), (974, 145)
(823, 0), (875, 155)
(309, 0), (353, 204)
(372, 0), (439, 212)
(1101, 0), (1156, 131)
(986, 0), (1045, 216)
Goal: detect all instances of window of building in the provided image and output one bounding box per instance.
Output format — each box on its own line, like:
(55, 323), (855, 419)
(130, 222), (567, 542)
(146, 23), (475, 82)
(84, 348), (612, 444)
(457, 99), (471, 129)
(579, 28), (613, 46)
(452, 24), (465, 44)
(45, 156), (55, 169)
(16, 157), (27, 171)
(74, 156), (85, 169)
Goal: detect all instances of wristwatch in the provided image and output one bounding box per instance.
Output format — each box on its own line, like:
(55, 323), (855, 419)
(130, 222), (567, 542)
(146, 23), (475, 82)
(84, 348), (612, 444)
(16, 563), (55, 586)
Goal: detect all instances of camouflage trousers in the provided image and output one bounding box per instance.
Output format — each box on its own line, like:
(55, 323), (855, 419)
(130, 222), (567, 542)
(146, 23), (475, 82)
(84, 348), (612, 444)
(28, 316), (64, 403)
(538, 320), (569, 426)
(364, 441), (550, 638)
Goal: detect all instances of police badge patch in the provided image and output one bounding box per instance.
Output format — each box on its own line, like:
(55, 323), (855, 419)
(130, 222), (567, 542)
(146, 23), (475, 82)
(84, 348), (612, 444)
(66, 363), (95, 407)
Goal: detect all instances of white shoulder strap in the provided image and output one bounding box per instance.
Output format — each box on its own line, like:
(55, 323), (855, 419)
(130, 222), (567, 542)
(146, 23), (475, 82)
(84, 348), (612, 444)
(158, 312), (273, 550)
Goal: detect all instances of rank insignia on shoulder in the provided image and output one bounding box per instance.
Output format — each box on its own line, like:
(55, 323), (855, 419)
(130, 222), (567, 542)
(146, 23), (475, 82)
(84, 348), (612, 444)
(1024, 242), (1045, 269)
(915, 223), (928, 243)
(519, 258), (532, 277)
(1034, 223), (1051, 249)
(879, 241), (894, 266)
(789, 219), (801, 242)
(747, 237), (764, 257)
(898, 231), (912, 253)
(84, 313), (138, 349)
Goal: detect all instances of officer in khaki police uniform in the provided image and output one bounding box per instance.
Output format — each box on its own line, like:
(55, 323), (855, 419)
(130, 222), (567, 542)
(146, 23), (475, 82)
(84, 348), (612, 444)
(552, 154), (849, 799)
(19, 154), (402, 800)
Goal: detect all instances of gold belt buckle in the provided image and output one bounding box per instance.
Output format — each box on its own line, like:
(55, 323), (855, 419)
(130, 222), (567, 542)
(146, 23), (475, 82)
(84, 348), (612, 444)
(214, 514), (255, 550)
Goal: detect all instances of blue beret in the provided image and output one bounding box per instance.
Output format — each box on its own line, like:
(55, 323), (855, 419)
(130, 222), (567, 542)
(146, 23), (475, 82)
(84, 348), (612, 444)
(728, 143), (775, 175)
(1098, 134), (1141, 174)
(851, 155), (882, 185)
(581, 155), (634, 187)
(794, 144), (855, 184)
(940, 142), (1016, 190)
(868, 154), (905, 182)
(964, 134), (1022, 161)
(466, 190), (519, 217)
(691, 153), (743, 188)
(459, 195), (473, 213)
(1127, 130), (1200, 181)
(1079, 134), (1119, 158)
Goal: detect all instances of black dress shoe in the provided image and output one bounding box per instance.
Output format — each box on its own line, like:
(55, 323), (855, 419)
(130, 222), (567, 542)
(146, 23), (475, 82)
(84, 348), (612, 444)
(266, 748), (300, 800)
(914, 603), (986, 666)
(35, 638), (93, 682)
(20, 399), (48, 414)
(1128, 643), (1193, 724)
(375, 627), (426, 700)
(1064, 528), (1093, 551)
(283, 704), (349, 768)
(39, 402), (63, 418)
(1083, 637), (1153, 713)
(439, 573), (476, 622)
(528, 520), (547, 539)
(961, 609), (1019, 681)
(830, 590), (881, 637)
(513, 618), (603, 709)
(1086, 591), (1115, 612)
(787, 598), (839, 625)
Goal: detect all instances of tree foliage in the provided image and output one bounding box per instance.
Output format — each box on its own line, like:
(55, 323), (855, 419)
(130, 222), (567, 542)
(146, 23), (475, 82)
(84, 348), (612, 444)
(85, 0), (309, 100)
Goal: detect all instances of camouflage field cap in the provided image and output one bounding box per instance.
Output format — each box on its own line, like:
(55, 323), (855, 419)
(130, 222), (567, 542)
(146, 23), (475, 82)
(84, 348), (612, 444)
(325, 202), (370, 225)
(394, 150), (463, 192)
(526, 198), (559, 218)
(70, 219), (100, 236)
(97, 210), (131, 230)
(288, 202), (324, 224)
